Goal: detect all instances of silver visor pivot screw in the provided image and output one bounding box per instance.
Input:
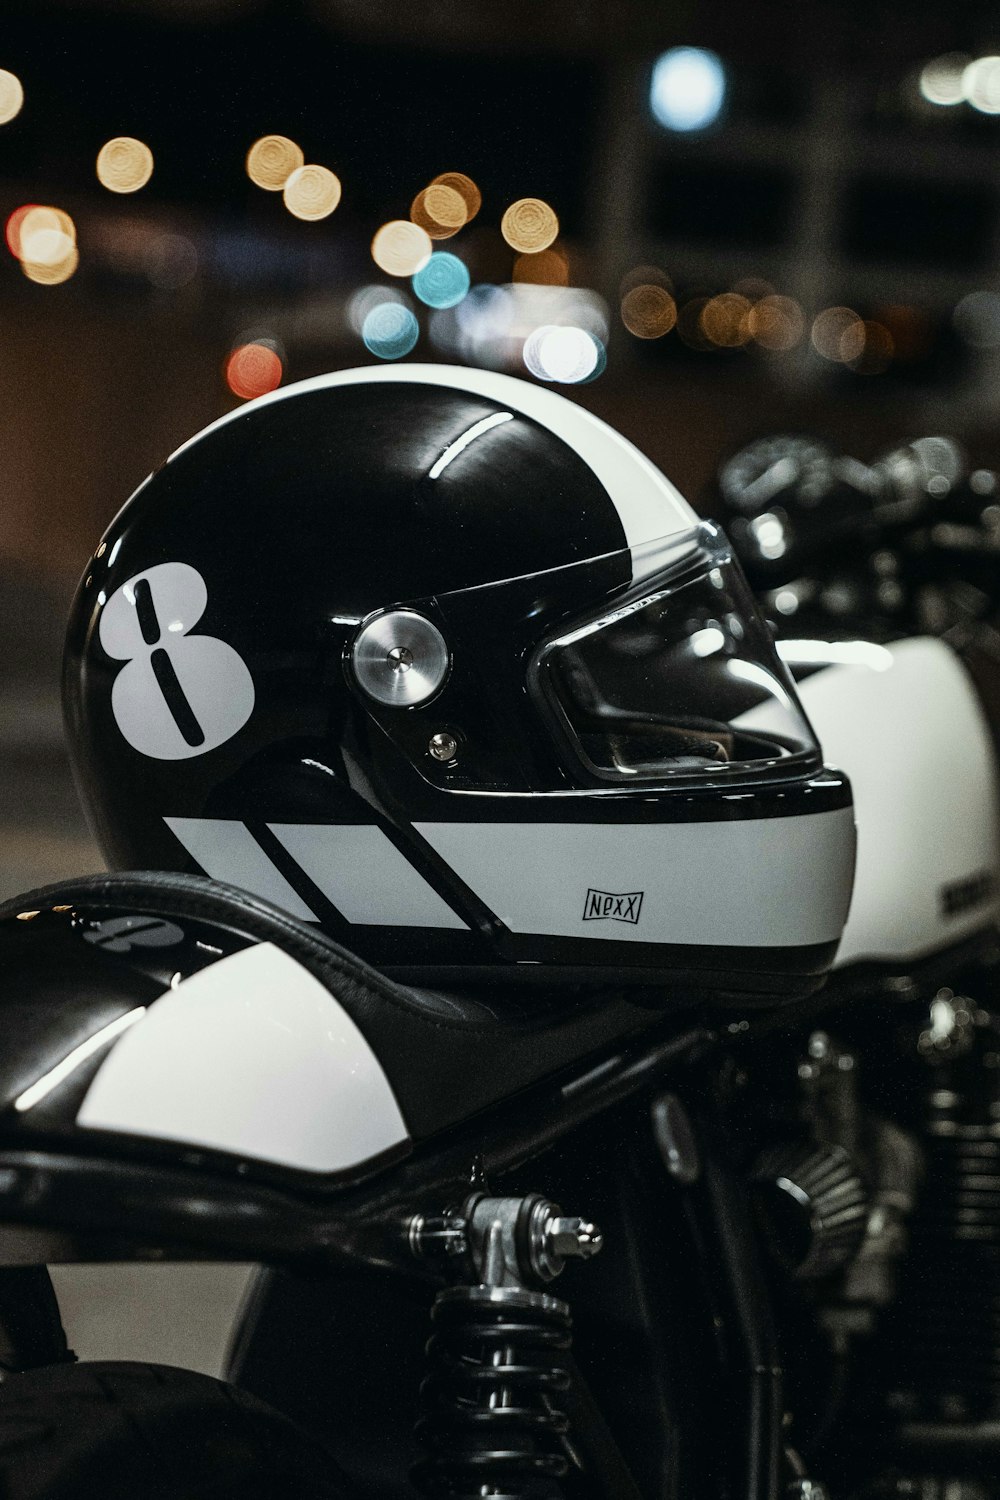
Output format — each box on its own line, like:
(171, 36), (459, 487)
(351, 610), (450, 708)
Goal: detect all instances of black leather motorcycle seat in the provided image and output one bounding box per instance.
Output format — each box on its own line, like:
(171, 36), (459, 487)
(0, 872), (662, 1142)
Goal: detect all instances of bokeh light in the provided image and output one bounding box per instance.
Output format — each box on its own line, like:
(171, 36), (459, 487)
(347, 284), (411, 336)
(225, 342), (283, 400)
(411, 183), (467, 239)
(523, 324), (601, 383)
(371, 220), (433, 277)
(700, 292), (752, 347)
(5, 204), (39, 259)
(412, 252), (470, 309)
(650, 48), (726, 132)
(362, 302), (420, 359)
(447, 283), (517, 367)
(748, 295), (804, 351)
(22, 228), (74, 270)
(919, 54), (969, 106)
(501, 198), (559, 254)
(0, 70), (24, 126)
(513, 285), (609, 343)
(963, 56), (1000, 114)
(581, 337), (608, 382)
(431, 172), (481, 222)
(513, 247), (569, 285)
(838, 318), (867, 363)
(97, 137), (154, 194)
(620, 283), (677, 338)
(811, 306), (863, 362)
(246, 135), (304, 191)
(954, 290), (1000, 348)
(15, 206), (75, 266)
(283, 164), (341, 220)
(9, 205), (78, 286)
(429, 282), (608, 373)
(21, 246), (78, 285)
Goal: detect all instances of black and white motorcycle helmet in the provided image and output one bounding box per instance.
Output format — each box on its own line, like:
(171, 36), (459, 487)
(64, 365), (855, 1000)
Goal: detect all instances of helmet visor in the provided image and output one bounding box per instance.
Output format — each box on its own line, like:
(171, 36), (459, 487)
(528, 523), (819, 786)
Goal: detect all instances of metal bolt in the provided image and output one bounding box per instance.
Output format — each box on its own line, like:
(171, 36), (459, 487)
(408, 1213), (468, 1261)
(429, 731), (458, 763)
(387, 645), (414, 673)
(542, 1215), (603, 1261)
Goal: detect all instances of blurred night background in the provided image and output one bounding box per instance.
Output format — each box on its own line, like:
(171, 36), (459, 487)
(3, 0), (1000, 1377)
(5, 0), (1000, 896)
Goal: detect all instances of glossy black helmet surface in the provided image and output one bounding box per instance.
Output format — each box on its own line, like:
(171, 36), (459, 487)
(64, 366), (854, 998)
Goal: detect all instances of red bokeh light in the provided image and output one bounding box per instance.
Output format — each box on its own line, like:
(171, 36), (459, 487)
(5, 204), (40, 259)
(225, 343), (283, 401)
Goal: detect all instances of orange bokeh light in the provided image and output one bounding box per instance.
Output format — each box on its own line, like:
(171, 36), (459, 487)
(513, 247), (569, 285)
(620, 283), (677, 338)
(246, 135), (304, 191)
(699, 292), (752, 347)
(748, 295), (805, 351)
(431, 172), (482, 222)
(225, 343), (283, 400)
(501, 198), (559, 254)
(410, 183), (467, 240)
(21, 245), (78, 284)
(96, 137), (154, 194)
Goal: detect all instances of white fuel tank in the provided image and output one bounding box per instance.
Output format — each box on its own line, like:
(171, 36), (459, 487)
(785, 636), (1000, 968)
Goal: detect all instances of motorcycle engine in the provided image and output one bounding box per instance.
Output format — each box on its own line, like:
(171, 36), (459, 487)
(713, 431), (1000, 1499)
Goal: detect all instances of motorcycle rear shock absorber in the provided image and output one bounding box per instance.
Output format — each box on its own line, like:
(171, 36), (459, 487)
(409, 1192), (602, 1500)
(414, 1282), (573, 1498)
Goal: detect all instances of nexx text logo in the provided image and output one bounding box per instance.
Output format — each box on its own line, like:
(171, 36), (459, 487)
(583, 889), (644, 925)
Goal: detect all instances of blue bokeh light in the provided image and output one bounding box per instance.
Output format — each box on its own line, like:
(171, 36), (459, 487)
(362, 302), (420, 360)
(649, 47), (726, 132)
(412, 252), (471, 310)
(580, 335), (608, 383)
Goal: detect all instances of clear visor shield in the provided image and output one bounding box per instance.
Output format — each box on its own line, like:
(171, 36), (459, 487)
(527, 524), (819, 786)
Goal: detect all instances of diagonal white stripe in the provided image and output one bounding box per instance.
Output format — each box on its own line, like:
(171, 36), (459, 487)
(163, 817), (319, 922)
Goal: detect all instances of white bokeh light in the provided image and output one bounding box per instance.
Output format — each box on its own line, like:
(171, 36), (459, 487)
(347, 284), (411, 336)
(650, 47), (726, 133)
(523, 325), (600, 384)
(919, 53), (969, 106)
(953, 290), (1000, 348)
(964, 56), (1000, 114)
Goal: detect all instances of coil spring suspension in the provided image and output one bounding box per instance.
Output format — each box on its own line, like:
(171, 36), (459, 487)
(410, 1193), (602, 1499)
(414, 1284), (572, 1499)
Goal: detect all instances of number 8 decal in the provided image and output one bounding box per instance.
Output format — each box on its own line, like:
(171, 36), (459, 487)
(100, 562), (255, 760)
